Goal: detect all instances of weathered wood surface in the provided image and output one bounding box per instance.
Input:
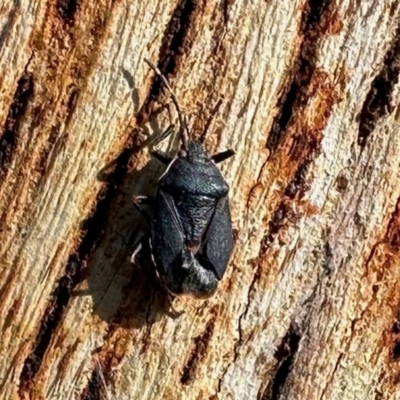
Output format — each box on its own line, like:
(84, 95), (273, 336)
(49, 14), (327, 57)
(1, 0), (400, 399)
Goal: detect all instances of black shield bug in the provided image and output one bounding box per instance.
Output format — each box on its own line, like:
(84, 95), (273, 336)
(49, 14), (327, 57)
(132, 59), (235, 299)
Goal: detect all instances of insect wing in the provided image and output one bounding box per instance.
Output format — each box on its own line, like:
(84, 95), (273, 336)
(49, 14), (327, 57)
(202, 196), (233, 279)
(151, 189), (184, 274)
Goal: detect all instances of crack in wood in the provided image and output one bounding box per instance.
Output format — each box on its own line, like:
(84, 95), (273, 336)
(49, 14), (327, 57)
(383, 199), (400, 366)
(216, 2), (340, 395)
(18, 143), (133, 393)
(141, 0), (199, 122)
(31, 2), (114, 181)
(258, 2), (341, 252)
(216, 263), (261, 393)
(1, 2), (118, 238)
(80, 363), (103, 400)
(259, 323), (302, 400)
(0, 69), (33, 180)
(284, 159), (312, 199)
(158, 0), (198, 74)
(260, 67), (337, 252)
(80, 325), (134, 399)
(260, 153), (316, 250)
(18, 257), (84, 393)
(266, 0), (336, 153)
(358, 17), (400, 148)
(221, 0), (235, 25)
(56, 0), (79, 25)
(391, 330), (400, 374)
(317, 353), (343, 400)
(35, 86), (79, 182)
(216, 3), (345, 397)
(181, 315), (217, 385)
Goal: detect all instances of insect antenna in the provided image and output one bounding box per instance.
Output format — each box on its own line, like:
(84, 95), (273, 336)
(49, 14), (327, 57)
(144, 58), (189, 149)
(199, 99), (223, 143)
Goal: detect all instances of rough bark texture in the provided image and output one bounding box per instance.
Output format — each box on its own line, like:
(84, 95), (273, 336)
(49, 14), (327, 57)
(1, 0), (400, 399)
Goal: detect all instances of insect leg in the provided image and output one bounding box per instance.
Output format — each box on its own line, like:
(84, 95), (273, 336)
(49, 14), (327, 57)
(199, 99), (223, 143)
(131, 231), (150, 264)
(132, 196), (154, 223)
(151, 150), (172, 165)
(151, 101), (172, 118)
(132, 195), (154, 206)
(166, 299), (185, 319)
(144, 58), (189, 148)
(211, 149), (235, 164)
(151, 124), (174, 164)
(152, 124), (175, 146)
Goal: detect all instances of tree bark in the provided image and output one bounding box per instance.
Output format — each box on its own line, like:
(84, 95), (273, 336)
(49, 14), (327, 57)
(1, 0), (400, 399)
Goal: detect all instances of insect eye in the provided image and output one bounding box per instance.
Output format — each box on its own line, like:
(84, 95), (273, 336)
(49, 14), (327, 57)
(178, 149), (187, 158)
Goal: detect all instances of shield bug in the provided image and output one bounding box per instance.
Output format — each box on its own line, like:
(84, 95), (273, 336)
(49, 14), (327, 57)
(132, 59), (234, 299)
